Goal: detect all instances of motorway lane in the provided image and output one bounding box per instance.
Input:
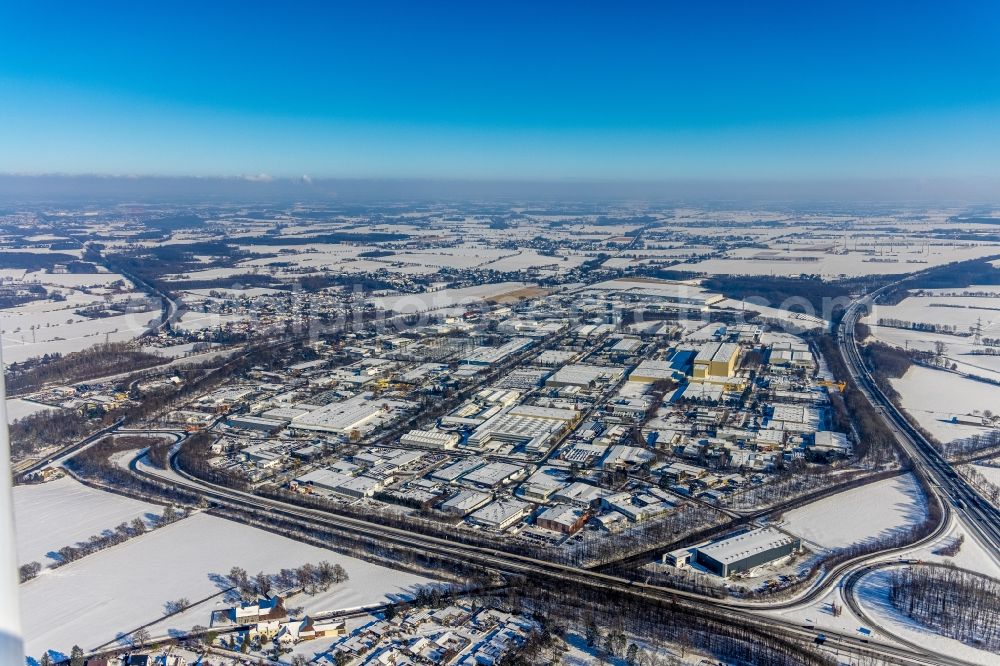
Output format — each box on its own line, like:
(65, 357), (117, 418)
(116, 448), (969, 665)
(842, 560), (998, 666)
(840, 295), (1000, 561)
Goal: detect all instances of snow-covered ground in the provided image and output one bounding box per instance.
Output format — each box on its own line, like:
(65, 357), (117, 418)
(13, 476), (161, 567)
(19, 511), (432, 659)
(687, 243), (1000, 278)
(779, 474), (926, 551)
(1, 307), (159, 364)
(970, 463), (1000, 488)
(854, 568), (997, 666)
(763, 512), (1000, 665)
(5, 398), (59, 424)
(372, 281), (529, 313)
(889, 366), (1000, 443)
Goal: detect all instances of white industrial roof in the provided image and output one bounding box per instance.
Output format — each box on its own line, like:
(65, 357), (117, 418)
(697, 527), (797, 565)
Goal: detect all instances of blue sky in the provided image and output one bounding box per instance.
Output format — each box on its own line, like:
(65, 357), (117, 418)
(1, 1), (999, 181)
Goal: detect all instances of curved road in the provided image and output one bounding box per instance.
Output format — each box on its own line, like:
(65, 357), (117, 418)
(839, 291), (1000, 560)
(117, 446), (976, 666)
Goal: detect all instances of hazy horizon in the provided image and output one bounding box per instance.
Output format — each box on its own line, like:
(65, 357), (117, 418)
(2, 2), (1000, 184)
(3, 174), (1000, 207)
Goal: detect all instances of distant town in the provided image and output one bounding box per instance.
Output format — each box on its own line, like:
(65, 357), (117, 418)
(5, 203), (1000, 666)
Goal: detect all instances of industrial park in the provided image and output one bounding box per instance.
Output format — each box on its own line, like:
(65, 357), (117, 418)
(3, 2), (1000, 665)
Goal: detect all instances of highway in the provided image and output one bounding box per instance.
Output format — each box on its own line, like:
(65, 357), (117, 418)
(21, 279), (998, 664)
(839, 290), (1000, 561)
(110, 444), (977, 665)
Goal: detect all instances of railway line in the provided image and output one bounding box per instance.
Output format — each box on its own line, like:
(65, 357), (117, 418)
(116, 445), (975, 665)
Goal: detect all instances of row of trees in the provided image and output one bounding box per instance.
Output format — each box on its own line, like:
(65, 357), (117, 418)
(50, 505), (183, 568)
(875, 317), (969, 336)
(938, 428), (1000, 459)
(888, 565), (1000, 651)
(812, 332), (899, 466)
(4, 341), (166, 394)
(9, 407), (113, 459)
(227, 560), (349, 599)
(66, 434), (201, 506)
(959, 464), (1000, 505)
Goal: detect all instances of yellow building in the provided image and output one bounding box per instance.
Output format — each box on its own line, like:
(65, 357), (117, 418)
(692, 342), (740, 379)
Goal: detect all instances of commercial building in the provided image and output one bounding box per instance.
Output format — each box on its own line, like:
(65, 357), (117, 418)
(291, 393), (412, 436)
(431, 457), (487, 484)
(461, 461), (526, 488)
(461, 338), (534, 366)
(693, 528), (800, 577)
(536, 503), (590, 535)
(628, 359), (677, 384)
(467, 404), (579, 453)
(227, 415), (287, 433)
(467, 499), (531, 531)
(401, 429), (459, 449)
(692, 342), (740, 379)
(545, 364), (624, 389)
(440, 489), (492, 515)
(519, 468), (567, 501)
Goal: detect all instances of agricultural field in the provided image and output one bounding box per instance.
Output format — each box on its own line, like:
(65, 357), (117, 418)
(18, 511), (433, 660)
(890, 366), (1000, 443)
(13, 476), (161, 568)
(778, 474), (926, 551)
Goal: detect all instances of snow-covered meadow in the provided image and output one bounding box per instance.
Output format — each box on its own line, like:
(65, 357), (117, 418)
(889, 367), (1000, 443)
(13, 476), (161, 567)
(19, 510), (433, 659)
(779, 474), (926, 551)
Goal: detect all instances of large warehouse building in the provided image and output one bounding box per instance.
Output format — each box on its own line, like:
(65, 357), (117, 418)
(692, 527), (800, 577)
(692, 342), (740, 379)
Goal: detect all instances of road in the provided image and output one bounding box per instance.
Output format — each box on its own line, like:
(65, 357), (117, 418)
(840, 559), (999, 663)
(839, 290), (1000, 561)
(113, 446), (978, 665)
(22, 275), (997, 664)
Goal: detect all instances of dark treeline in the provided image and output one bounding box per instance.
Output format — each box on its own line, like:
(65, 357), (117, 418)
(889, 565), (1000, 651)
(477, 578), (835, 666)
(176, 431), (248, 490)
(49, 505), (182, 568)
(10, 408), (116, 460)
(701, 275), (851, 320)
(5, 342), (166, 394)
(860, 341), (920, 401)
(881, 257), (1000, 304)
(942, 430), (1000, 459)
(146, 438), (174, 469)
(67, 435), (200, 506)
(0, 251), (82, 270)
(226, 560), (348, 600)
(812, 333), (898, 465)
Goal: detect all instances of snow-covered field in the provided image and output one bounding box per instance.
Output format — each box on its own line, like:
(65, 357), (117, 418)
(863, 289), (1000, 384)
(971, 464), (1000, 487)
(1, 290), (160, 364)
(19, 511), (432, 659)
(855, 568), (997, 666)
(174, 311), (251, 331)
(779, 474), (926, 551)
(13, 476), (161, 567)
(890, 366), (1000, 443)
(5, 398), (59, 423)
(687, 243), (1000, 278)
(372, 281), (529, 313)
